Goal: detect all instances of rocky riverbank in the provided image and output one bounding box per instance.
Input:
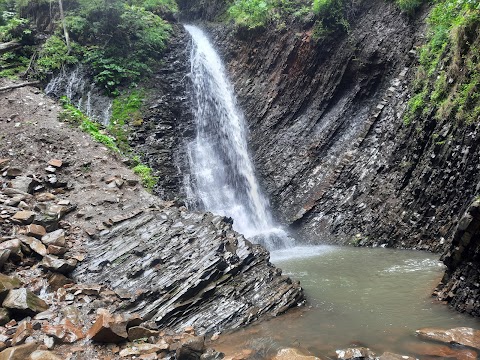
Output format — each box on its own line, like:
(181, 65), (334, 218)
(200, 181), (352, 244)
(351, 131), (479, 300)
(0, 80), (303, 359)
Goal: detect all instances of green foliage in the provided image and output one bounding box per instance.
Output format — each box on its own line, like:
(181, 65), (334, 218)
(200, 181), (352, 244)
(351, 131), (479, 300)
(395, 0), (424, 14)
(109, 91), (144, 152)
(228, 0), (271, 28)
(403, 0), (480, 126)
(228, 0), (302, 29)
(36, 35), (79, 74)
(133, 163), (158, 191)
(312, 0), (349, 39)
(59, 97), (119, 152)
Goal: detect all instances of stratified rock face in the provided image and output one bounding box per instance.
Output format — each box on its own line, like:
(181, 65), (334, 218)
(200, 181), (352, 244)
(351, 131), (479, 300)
(129, 24), (194, 201)
(197, 0), (480, 251)
(73, 207), (303, 333)
(434, 201), (480, 316)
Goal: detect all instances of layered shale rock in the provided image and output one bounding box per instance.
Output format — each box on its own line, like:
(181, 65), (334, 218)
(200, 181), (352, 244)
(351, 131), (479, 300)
(434, 201), (480, 316)
(73, 207), (303, 333)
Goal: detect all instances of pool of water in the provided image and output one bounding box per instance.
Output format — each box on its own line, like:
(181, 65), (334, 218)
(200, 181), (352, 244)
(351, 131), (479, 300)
(214, 246), (480, 358)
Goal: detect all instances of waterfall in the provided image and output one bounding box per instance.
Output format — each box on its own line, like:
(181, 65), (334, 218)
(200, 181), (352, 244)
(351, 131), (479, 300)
(45, 65), (112, 126)
(184, 25), (293, 250)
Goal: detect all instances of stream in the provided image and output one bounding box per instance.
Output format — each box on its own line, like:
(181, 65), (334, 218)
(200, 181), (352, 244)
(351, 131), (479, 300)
(214, 246), (480, 358)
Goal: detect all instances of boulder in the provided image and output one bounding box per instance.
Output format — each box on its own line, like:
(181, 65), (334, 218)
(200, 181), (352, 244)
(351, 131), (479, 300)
(0, 250), (10, 270)
(41, 230), (65, 247)
(11, 320), (33, 345)
(0, 308), (10, 325)
(9, 176), (34, 194)
(46, 245), (66, 256)
(0, 342), (38, 360)
(416, 327), (480, 350)
(47, 273), (73, 291)
(377, 353), (416, 360)
(273, 348), (321, 360)
(18, 236), (47, 257)
(29, 350), (62, 360)
(336, 347), (376, 360)
(25, 225), (46, 239)
(127, 326), (160, 341)
(87, 311), (129, 343)
(200, 349), (225, 360)
(0, 274), (23, 294)
(41, 319), (84, 343)
(40, 255), (77, 274)
(119, 342), (169, 357)
(2, 288), (49, 315)
(0, 240), (22, 259)
(11, 211), (35, 224)
(47, 159), (63, 168)
(176, 335), (205, 360)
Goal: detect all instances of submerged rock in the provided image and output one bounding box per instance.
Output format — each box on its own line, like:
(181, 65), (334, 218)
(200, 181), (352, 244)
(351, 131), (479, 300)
(273, 348), (321, 360)
(74, 209), (303, 333)
(416, 327), (480, 350)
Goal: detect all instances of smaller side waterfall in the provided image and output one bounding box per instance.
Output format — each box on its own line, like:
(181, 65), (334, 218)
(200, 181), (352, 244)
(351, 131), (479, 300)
(184, 25), (293, 250)
(45, 65), (112, 126)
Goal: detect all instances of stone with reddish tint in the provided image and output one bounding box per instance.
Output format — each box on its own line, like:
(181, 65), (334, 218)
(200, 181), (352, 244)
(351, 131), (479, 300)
(416, 327), (480, 350)
(47, 273), (73, 291)
(47, 159), (63, 168)
(128, 326), (160, 341)
(0, 342), (38, 359)
(87, 311), (128, 343)
(119, 342), (169, 357)
(273, 348), (321, 360)
(35, 193), (56, 202)
(176, 336), (205, 360)
(11, 211), (35, 224)
(30, 350), (63, 360)
(46, 245), (67, 256)
(0, 159), (10, 170)
(2, 288), (48, 316)
(26, 225), (46, 239)
(407, 340), (477, 359)
(18, 236), (47, 257)
(378, 353), (416, 360)
(41, 319), (84, 343)
(11, 320), (33, 346)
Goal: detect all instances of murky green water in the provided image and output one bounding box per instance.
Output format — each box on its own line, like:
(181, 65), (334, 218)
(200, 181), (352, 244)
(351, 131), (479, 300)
(215, 246), (480, 358)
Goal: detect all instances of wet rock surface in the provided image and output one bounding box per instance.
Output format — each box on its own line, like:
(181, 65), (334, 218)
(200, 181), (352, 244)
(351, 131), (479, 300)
(129, 24), (195, 202)
(434, 200), (480, 316)
(186, 0), (480, 258)
(74, 208), (303, 333)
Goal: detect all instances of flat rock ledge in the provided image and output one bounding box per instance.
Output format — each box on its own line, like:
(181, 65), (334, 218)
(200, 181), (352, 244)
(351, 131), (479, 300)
(73, 206), (303, 334)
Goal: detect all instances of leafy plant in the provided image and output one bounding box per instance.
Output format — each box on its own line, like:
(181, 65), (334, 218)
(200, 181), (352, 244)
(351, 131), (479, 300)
(133, 163), (158, 190)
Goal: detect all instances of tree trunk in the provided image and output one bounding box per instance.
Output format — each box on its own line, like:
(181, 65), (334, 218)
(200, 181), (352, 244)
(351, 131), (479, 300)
(58, 0), (71, 53)
(0, 81), (40, 92)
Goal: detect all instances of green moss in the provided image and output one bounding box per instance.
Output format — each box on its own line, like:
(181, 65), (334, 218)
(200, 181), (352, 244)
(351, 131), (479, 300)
(133, 164), (158, 191)
(109, 91), (144, 153)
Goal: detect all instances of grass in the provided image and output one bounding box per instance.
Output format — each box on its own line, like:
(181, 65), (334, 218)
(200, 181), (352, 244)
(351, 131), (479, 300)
(133, 164), (158, 191)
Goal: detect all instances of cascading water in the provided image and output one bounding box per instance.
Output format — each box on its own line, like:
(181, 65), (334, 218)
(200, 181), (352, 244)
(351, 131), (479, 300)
(184, 25), (293, 250)
(45, 65), (112, 126)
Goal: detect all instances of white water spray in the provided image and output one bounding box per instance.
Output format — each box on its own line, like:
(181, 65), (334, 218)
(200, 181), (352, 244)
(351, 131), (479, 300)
(184, 25), (293, 250)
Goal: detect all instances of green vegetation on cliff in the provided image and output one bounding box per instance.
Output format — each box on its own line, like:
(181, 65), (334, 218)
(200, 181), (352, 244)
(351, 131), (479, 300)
(0, 0), (176, 92)
(404, 0), (480, 125)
